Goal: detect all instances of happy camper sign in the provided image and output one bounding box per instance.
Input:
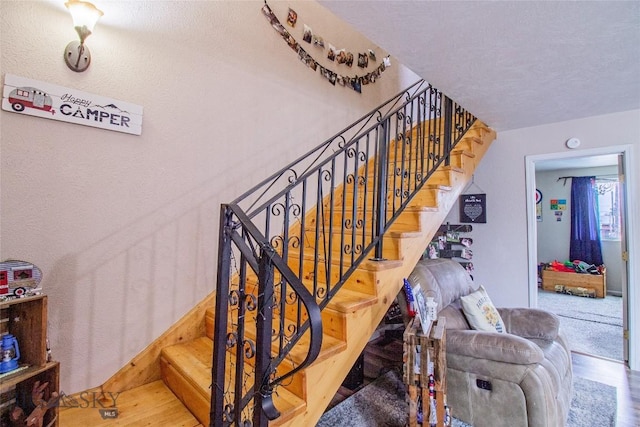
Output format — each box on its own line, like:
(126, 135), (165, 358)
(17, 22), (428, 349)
(2, 74), (142, 135)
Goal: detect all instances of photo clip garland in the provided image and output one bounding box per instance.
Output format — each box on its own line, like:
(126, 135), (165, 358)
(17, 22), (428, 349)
(261, 2), (391, 93)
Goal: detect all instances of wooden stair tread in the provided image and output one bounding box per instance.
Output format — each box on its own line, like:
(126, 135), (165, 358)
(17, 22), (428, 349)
(287, 278), (378, 313)
(358, 258), (403, 271)
(403, 205), (439, 213)
(162, 337), (213, 392)
(321, 286), (378, 313)
(424, 183), (452, 191)
(59, 380), (202, 426)
(452, 148), (475, 157)
(286, 247), (401, 267)
(161, 337), (307, 419)
(440, 165), (465, 173)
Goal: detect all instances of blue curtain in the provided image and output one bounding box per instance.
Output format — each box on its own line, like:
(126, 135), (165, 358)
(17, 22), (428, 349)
(570, 176), (603, 265)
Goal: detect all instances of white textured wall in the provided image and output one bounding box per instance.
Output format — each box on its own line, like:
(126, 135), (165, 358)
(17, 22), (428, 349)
(0, 1), (419, 393)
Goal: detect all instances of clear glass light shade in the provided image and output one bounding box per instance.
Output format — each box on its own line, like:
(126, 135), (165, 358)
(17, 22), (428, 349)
(65, 0), (103, 36)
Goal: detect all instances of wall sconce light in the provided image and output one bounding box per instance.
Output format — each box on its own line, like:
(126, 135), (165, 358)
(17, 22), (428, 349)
(64, 0), (103, 72)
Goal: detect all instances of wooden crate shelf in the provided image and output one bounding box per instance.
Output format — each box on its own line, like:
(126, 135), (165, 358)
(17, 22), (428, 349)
(403, 316), (449, 427)
(0, 295), (59, 427)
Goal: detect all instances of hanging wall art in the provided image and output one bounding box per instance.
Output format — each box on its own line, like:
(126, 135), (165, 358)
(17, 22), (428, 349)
(459, 176), (487, 223)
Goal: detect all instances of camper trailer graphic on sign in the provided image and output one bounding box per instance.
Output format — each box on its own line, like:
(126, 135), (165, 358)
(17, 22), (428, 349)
(2, 74), (143, 135)
(0, 260), (43, 298)
(8, 87), (54, 114)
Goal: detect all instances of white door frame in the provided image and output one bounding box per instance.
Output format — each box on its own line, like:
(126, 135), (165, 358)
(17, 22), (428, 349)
(525, 144), (638, 370)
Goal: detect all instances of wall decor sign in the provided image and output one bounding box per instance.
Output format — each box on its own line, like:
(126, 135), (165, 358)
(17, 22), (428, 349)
(2, 74), (143, 135)
(460, 193), (487, 223)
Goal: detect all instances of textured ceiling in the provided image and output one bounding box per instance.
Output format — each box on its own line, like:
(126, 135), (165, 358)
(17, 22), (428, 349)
(319, 1), (640, 131)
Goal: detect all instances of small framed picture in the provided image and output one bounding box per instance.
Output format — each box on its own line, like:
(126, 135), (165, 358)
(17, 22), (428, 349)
(287, 8), (298, 27)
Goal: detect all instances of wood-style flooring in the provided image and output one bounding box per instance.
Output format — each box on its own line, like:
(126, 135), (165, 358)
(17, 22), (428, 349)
(572, 351), (639, 427)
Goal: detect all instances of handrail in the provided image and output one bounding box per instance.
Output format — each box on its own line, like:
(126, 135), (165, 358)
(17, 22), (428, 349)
(211, 79), (476, 427)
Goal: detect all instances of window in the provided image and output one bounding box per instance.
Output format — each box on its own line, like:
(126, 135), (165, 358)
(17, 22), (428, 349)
(596, 179), (621, 241)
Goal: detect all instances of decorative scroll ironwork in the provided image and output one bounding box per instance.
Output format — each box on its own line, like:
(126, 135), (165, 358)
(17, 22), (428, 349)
(211, 79), (478, 427)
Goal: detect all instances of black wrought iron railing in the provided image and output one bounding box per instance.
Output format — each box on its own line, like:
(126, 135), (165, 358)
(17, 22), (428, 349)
(210, 80), (476, 427)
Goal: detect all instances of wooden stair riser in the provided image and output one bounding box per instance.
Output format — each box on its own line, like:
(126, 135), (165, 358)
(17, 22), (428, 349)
(160, 357), (211, 426)
(405, 187), (440, 208)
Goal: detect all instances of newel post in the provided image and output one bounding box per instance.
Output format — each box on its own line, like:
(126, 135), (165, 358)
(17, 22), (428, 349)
(211, 205), (232, 427)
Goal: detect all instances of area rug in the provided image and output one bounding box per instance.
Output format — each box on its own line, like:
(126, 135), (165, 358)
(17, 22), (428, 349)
(537, 290), (623, 360)
(316, 369), (616, 427)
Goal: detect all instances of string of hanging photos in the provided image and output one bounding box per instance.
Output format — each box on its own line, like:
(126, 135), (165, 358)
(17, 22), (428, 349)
(261, 2), (391, 93)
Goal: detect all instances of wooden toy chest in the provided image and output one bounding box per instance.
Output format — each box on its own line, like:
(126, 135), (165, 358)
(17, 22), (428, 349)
(541, 269), (606, 298)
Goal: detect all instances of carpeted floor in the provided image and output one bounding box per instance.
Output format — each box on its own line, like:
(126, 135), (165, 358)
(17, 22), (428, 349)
(317, 368), (617, 427)
(537, 290), (623, 360)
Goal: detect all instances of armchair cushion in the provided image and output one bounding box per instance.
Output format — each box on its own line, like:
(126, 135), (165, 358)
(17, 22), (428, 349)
(447, 330), (544, 364)
(498, 307), (560, 341)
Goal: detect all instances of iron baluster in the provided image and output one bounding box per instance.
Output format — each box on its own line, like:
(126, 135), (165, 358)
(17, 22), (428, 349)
(373, 119), (389, 261)
(443, 96), (453, 167)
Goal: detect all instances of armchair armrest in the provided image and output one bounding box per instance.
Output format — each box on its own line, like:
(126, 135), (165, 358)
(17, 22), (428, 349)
(497, 308), (560, 341)
(447, 330), (544, 364)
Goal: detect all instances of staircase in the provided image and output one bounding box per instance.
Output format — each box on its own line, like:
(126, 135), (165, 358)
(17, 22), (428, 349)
(59, 81), (495, 427)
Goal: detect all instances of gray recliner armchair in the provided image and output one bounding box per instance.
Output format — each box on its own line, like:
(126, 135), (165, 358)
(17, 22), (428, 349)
(407, 258), (573, 427)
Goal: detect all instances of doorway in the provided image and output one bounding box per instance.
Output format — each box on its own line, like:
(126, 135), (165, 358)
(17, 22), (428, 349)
(525, 146), (635, 368)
